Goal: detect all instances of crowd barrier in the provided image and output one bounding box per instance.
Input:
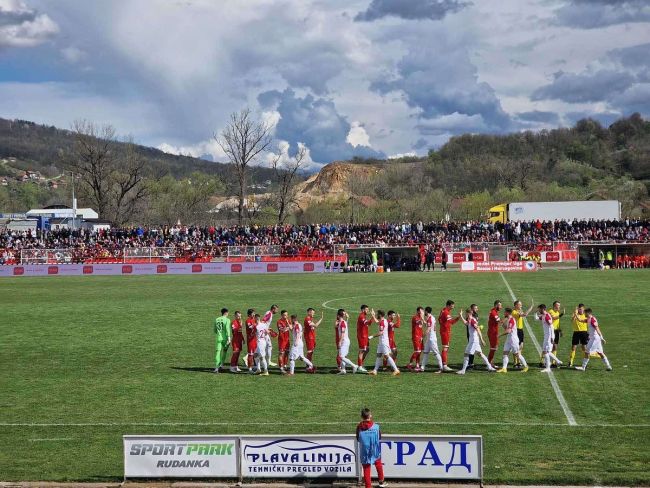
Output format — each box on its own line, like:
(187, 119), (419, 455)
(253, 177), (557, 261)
(0, 261), (324, 277)
(123, 434), (483, 482)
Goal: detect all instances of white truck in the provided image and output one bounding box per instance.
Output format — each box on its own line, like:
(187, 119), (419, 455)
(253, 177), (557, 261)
(487, 200), (621, 224)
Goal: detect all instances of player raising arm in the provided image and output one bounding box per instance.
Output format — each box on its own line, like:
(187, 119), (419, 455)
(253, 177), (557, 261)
(336, 309), (362, 374)
(487, 301), (502, 368)
(288, 314), (314, 375)
(569, 304), (589, 367)
(457, 305), (496, 374)
(439, 300), (461, 372)
(575, 308), (612, 371)
(368, 310), (400, 376)
(357, 305), (377, 368)
(304, 308), (324, 372)
(276, 310), (292, 373)
(497, 308), (529, 373)
(535, 304), (564, 372)
(407, 307), (425, 371)
(421, 307), (444, 374)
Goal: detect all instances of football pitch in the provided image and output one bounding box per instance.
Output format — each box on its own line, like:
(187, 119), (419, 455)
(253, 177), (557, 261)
(1, 270), (649, 484)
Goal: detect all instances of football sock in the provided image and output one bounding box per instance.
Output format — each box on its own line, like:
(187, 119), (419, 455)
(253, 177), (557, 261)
(479, 352), (490, 366)
(342, 357), (356, 369)
(421, 353), (429, 369)
(569, 349), (576, 365)
(602, 355), (611, 368)
(502, 355), (509, 370)
(441, 349), (448, 365)
(435, 353), (443, 370)
(386, 356), (398, 372)
(460, 356), (469, 372)
(303, 356), (313, 369)
(373, 357), (382, 372)
(518, 354), (528, 367)
(581, 358), (589, 369)
(544, 355), (550, 369)
(289, 359), (295, 374)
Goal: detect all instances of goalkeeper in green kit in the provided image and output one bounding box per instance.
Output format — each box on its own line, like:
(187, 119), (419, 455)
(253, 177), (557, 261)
(214, 308), (232, 373)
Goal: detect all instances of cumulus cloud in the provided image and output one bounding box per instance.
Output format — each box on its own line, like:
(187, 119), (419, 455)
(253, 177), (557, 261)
(346, 121), (371, 147)
(416, 112), (487, 136)
(258, 88), (385, 164)
(0, 0), (58, 48)
(553, 0), (650, 29)
(371, 40), (511, 134)
(157, 139), (227, 162)
(355, 0), (470, 22)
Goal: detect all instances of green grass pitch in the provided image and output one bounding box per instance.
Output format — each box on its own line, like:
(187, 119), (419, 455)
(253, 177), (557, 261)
(1, 270), (649, 484)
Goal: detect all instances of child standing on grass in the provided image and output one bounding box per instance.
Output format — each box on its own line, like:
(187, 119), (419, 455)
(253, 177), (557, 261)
(356, 408), (386, 488)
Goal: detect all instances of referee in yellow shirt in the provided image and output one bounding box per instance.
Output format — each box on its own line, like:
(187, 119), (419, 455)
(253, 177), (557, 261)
(569, 304), (589, 367)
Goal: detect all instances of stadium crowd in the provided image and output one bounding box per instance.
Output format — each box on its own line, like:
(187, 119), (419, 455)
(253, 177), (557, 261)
(0, 218), (648, 264)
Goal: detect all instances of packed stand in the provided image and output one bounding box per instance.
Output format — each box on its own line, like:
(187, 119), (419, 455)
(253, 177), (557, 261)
(0, 219), (648, 265)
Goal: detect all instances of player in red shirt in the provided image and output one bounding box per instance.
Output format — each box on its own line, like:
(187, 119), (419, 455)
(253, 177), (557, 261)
(229, 310), (244, 372)
(303, 308), (324, 372)
(276, 310), (291, 373)
(383, 311), (401, 368)
(245, 308), (257, 373)
(487, 300), (502, 368)
(407, 307), (425, 371)
(357, 304), (376, 367)
(439, 300), (461, 371)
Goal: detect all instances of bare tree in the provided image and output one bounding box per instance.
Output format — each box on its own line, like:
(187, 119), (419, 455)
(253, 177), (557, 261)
(215, 109), (273, 224)
(271, 144), (308, 224)
(62, 120), (148, 225)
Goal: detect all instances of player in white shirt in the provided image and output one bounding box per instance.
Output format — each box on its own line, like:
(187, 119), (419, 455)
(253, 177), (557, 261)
(575, 308), (612, 371)
(535, 304), (563, 373)
(456, 305), (496, 374)
(254, 314), (271, 375)
(288, 314), (313, 375)
(261, 305), (279, 367)
(496, 308), (529, 373)
(367, 310), (400, 376)
(336, 309), (361, 374)
(420, 306), (444, 373)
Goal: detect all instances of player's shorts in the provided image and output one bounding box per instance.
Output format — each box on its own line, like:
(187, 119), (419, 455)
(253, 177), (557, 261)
(376, 343), (391, 355)
(440, 328), (450, 346)
(553, 330), (561, 345)
(247, 339), (257, 354)
(423, 339), (440, 355)
(586, 337), (603, 355)
(464, 341), (482, 355)
(339, 342), (350, 358)
(542, 333), (553, 353)
(232, 333), (243, 351)
(571, 331), (589, 346)
(357, 336), (369, 350)
(290, 346), (305, 361)
(256, 339), (268, 356)
(412, 337), (423, 352)
(278, 337), (290, 351)
(517, 328), (524, 344)
(488, 329), (499, 348)
(305, 337), (316, 351)
(503, 336), (520, 354)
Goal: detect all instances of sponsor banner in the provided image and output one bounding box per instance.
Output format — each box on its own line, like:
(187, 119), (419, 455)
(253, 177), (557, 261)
(0, 261), (325, 277)
(461, 261), (538, 272)
(123, 435), (238, 478)
(240, 436), (357, 478)
(435, 252), (488, 264)
(381, 435), (482, 480)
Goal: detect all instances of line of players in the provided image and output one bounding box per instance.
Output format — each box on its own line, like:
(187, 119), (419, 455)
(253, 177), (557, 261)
(212, 300), (612, 375)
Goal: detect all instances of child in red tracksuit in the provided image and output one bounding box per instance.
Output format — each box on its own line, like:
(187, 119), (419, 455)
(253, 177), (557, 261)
(356, 408), (386, 488)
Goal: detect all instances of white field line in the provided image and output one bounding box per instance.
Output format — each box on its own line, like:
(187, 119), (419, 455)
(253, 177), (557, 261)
(28, 437), (74, 442)
(2, 421), (648, 428)
(321, 290), (441, 311)
(499, 272), (578, 427)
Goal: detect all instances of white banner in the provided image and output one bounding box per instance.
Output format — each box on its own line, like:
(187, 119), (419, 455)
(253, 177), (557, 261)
(123, 435), (238, 478)
(239, 435), (358, 478)
(380, 435), (482, 480)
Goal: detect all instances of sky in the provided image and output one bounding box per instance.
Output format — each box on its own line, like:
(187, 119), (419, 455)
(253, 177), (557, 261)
(0, 0), (649, 170)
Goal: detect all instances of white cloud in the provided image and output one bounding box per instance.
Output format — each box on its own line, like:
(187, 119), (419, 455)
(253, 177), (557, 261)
(346, 121), (371, 147)
(157, 138), (226, 162)
(0, 0), (58, 48)
(388, 152), (416, 159)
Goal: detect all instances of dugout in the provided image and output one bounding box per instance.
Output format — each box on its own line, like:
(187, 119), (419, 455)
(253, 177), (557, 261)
(345, 246), (420, 271)
(577, 243), (650, 269)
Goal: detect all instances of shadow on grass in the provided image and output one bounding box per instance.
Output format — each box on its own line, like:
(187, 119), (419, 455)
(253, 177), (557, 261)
(171, 366), (346, 375)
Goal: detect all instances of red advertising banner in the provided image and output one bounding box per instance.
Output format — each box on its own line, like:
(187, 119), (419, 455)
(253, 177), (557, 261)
(461, 261), (538, 272)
